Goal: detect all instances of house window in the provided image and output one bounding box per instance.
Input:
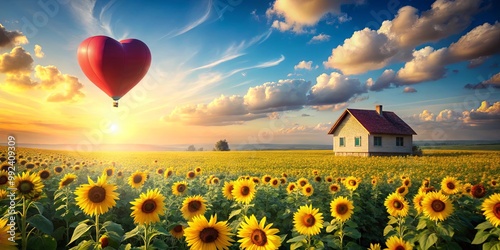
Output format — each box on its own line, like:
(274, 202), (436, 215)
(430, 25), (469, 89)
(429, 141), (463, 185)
(354, 136), (361, 147)
(374, 136), (382, 146)
(396, 137), (404, 146)
(339, 137), (345, 147)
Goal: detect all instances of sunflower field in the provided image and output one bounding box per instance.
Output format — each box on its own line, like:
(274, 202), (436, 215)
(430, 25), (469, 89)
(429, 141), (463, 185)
(0, 147), (499, 250)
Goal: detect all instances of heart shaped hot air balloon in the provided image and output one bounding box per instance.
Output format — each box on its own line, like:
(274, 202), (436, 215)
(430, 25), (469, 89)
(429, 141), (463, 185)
(77, 36), (151, 107)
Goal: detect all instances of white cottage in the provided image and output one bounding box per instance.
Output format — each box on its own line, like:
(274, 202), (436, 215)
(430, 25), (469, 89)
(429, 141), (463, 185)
(327, 105), (417, 156)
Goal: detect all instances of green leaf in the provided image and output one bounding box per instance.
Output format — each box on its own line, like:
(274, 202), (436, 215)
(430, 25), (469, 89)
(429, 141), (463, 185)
(31, 202), (44, 214)
(290, 241), (304, 250)
(472, 230), (492, 245)
(419, 232), (438, 250)
(344, 226), (361, 239)
(228, 209), (242, 220)
(152, 238), (168, 249)
(388, 216), (398, 225)
(417, 217), (428, 230)
(27, 235), (57, 250)
(286, 234), (307, 243)
(27, 214), (54, 235)
(68, 223), (92, 245)
(436, 223), (454, 241)
(55, 204), (66, 211)
(476, 221), (494, 230)
(123, 226), (140, 241)
(326, 224), (338, 233)
(383, 225), (394, 236)
(484, 240), (500, 250)
(102, 221), (123, 235)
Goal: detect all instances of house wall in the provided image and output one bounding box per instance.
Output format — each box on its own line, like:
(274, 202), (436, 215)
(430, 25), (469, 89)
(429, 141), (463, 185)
(332, 114), (369, 154)
(368, 134), (413, 155)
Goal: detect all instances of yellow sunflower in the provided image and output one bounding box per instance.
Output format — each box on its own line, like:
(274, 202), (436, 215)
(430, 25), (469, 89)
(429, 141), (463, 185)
(184, 214), (234, 250)
(75, 174), (119, 216)
(330, 196), (354, 222)
(471, 184), (487, 198)
(344, 176), (360, 191)
(293, 204), (324, 236)
(128, 171), (147, 189)
(384, 236), (412, 250)
(279, 177), (287, 185)
(103, 167), (114, 177)
(164, 168), (174, 178)
(211, 177), (220, 185)
(59, 173), (77, 189)
(15, 171), (44, 199)
(325, 176), (334, 183)
(130, 189), (165, 225)
(232, 179), (256, 204)
(99, 234), (109, 248)
(252, 177), (261, 185)
(462, 183), (472, 195)
(172, 181), (188, 196)
(287, 183), (297, 194)
(222, 181), (234, 200)
(402, 178), (411, 187)
(384, 192), (409, 217)
(156, 168), (164, 175)
(395, 186), (409, 196)
(329, 183), (341, 194)
(38, 169), (50, 180)
(481, 193), (500, 227)
(270, 178), (280, 188)
(0, 170), (8, 186)
(186, 171), (196, 179)
(262, 175), (272, 184)
(413, 192), (426, 214)
(0, 189), (7, 199)
(302, 184), (314, 196)
(314, 176), (322, 183)
(170, 224), (185, 239)
(0, 218), (18, 250)
(181, 195), (207, 221)
(369, 243), (381, 250)
(297, 177), (309, 188)
(195, 167), (202, 174)
(441, 176), (460, 195)
(54, 166), (64, 174)
(237, 215), (281, 250)
(421, 192), (454, 221)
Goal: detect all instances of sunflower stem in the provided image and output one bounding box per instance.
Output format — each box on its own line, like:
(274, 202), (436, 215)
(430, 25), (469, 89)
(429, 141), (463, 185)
(65, 187), (70, 243)
(144, 224), (150, 249)
(339, 220), (344, 250)
(95, 214), (100, 242)
(21, 197), (28, 250)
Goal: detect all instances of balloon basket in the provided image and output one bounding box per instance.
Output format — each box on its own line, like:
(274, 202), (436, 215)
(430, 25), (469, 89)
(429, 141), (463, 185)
(113, 101), (118, 107)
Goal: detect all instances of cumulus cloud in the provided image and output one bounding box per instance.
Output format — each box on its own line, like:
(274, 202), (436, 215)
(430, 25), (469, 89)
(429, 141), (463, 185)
(34, 65), (85, 102)
(419, 110), (435, 122)
(464, 72), (500, 89)
(403, 87), (417, 93)
(266, 0), (360, 33)
(323, 28), (399, 75)
(34, 45), (44, 58)
(436, 109), (461, 122)
(448, 22), (500, 62)
(244, 79), (311, 112)
(294, 60), (313, 70)
(464, 101), (500, 121)
(308, 72), (367, 105)
(395, 47), (448, 84)
(0, 24), (28, 48)
(366, 69), (395, 91)
(309, 33), (330, 43)
(0, 46), (33, 74)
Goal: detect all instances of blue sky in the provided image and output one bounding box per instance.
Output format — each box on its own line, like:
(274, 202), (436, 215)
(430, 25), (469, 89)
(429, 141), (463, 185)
(0, 0), (499, 148)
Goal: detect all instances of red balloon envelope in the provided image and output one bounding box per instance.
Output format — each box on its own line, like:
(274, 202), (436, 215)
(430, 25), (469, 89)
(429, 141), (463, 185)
(77, 36), (151, 106)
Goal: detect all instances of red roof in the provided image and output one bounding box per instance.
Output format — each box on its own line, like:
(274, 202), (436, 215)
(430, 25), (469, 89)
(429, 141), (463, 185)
(328, 108), (417, 135)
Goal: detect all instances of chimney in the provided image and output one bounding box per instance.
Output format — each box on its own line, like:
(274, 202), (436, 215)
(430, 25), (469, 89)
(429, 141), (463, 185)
(376, 105), (383, 115)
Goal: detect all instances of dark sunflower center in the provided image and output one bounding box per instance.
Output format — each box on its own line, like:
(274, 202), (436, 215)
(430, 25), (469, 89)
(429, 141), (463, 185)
(133, 175), (143, 184)
(40, 171), (50, 179)
(272, 180), (278, 185)
(199, 227), (219, 243)
(404, 180), (410, 186)
(106, 169), (112, 176)
(394, 200), (404, 210)
(397, 187), (406, 194)
(303, 214), (316, 227)
(431, 200), (445, 212)
(349, 180), (356, 186)
(299, 181), (306, 186)
(492, 181), (497, 186)
(173, 225), (183, 233)
(471, 185), (486, 198)
(493, 203), (500, 219)
(141, 199), (157, 213)
(0, 175), (7, 185)
(55, 167), (62, 172)
(331, 186), (338, 191)
(336, 203), (348, 215)
(100, 236), (109, 247)
(241, 186), (250, 196)
(306, 187), (312, 193)
(18, 181), (34, 194)
(289, 185), (296, 191)
(177, 184), (186, 193)
(188, 172), (195, 178)
(251, 229), (268, 246)
(264, 177), (271, 182)
(315, 177), (321, 182)
(188, 200), (202, 212)
(446, 182), (455, 190)
(61, 178), (74, 186)
(88, 186), (106, 203)
(213, 179), (219, 184)
(157, 169), (164, 174)
(167, 171), (173, 177)
(395, 246), (405, 250)
(228, 185), (234, 193)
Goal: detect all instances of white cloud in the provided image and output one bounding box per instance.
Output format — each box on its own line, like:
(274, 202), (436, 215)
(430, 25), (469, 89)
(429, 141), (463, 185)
(34, 45), (44, 58)
(266, 0), (360, 33)
(309, 33), (330, 43)
(395, 46), (448, 84)
(448, 22), (500, 63)
(294, 60), (313, 70)
(436, 109), (461, 122)
(308, 72), (366, 105)
(367, 69), (395, 91)
(403, 87), (417, 93)
(34, 65), (85, 102)
(419, 110), (435, 122)
(0, 46), (33, 74)
(244, 79), (311, 112)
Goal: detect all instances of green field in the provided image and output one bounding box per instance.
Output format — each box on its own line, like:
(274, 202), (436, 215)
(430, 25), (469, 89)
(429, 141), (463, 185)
(1, 147), (500, 249)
